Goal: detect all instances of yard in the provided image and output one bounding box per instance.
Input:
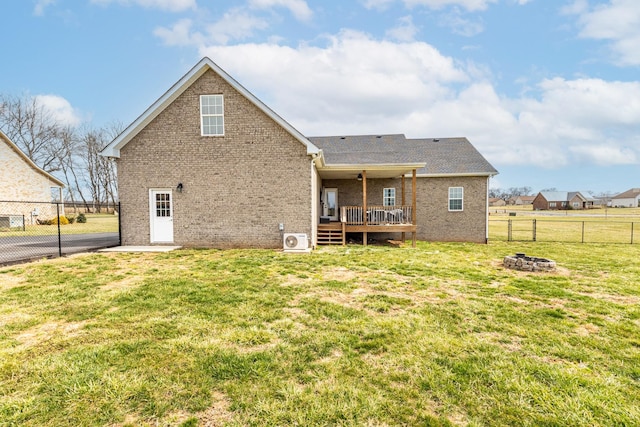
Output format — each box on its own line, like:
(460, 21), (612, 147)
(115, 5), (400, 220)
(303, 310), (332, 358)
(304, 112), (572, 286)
(0, 214), (119, 237)
(1, 242), (639, 426)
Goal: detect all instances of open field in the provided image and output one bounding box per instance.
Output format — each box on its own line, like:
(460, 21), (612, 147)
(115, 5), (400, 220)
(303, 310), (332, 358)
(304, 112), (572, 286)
(490, 205), (640, 217)
(489, 207), (640, 243)
(1, 242), (639, 426)
(0, 214), (118, 237)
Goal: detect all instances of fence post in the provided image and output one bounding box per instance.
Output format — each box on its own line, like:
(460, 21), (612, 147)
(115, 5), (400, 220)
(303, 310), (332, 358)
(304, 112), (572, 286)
(532, 219), (536, 242)
(22, 214), (25, 232)
(581, 221), (585, 244)
(632, 222), (634, 245)
(56, 203), (62, 257)
(118, 202), (122, 246)
(508, 219), (512, 242)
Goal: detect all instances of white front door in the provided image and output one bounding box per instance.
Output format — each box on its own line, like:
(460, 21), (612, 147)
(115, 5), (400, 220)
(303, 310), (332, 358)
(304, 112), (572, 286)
(323, 188), (338, 221)
(150, 189), (174, 243)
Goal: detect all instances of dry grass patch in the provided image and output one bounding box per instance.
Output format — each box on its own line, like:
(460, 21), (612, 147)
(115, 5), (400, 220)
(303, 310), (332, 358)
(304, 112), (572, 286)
(15, 320), (86, 348)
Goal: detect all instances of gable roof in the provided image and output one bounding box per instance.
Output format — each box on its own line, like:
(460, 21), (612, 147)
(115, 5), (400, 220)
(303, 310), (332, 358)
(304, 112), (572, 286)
(612, 188), (640, 199)
(310, 134), (497, 178)
(538, 191), (586, 202)
(0, 129), (65, 187)
(100, 57), (320, 158)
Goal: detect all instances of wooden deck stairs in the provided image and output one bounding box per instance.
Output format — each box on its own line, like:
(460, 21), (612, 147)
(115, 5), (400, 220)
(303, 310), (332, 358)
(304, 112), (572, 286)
(317, 223), (344, 245)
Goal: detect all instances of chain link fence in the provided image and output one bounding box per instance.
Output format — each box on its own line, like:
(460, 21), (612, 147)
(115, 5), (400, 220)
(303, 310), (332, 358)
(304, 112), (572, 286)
(0, 200), (120, 265)
(490, 218), (639, 244)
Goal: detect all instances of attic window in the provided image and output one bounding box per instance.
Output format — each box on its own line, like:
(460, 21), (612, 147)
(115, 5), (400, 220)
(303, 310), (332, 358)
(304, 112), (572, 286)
(200, 95), (224, 136)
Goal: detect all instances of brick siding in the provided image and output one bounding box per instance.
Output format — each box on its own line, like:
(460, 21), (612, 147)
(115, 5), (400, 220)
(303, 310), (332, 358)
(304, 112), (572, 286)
(118, 69), (313, 248)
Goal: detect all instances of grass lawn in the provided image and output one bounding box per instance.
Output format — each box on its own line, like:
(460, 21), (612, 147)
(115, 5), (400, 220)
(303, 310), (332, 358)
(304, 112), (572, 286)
(0, 214), (118, 237)
(1, 242), (639, 426)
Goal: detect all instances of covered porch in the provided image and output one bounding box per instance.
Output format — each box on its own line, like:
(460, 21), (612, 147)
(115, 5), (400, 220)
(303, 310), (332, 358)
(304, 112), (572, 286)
(316, 164), (424, 247)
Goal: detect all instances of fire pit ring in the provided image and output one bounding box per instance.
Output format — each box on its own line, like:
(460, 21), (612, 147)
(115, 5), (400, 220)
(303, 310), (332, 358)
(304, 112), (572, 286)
(503, 253), (556, 272)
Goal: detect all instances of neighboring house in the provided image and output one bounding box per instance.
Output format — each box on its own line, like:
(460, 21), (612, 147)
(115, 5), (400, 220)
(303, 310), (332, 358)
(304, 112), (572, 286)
(532, 191), (587, 210)
(511, 195), (535, 206)
(489, 198), (506, 207)
(101, 57), (497, 249)
(580, 192), (597, 209)
(611, 188), (640, 207)
(0, 130), (65, 225)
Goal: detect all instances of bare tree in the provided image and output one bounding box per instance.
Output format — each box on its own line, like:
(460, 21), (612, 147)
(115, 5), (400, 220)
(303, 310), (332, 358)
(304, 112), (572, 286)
(0, 94), (64, 173)
(1, 92), (121, 207)
(78, 124), (120, 211)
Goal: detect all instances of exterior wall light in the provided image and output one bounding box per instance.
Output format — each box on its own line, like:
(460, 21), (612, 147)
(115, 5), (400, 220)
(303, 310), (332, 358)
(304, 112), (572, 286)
(177, 183), (183, 193)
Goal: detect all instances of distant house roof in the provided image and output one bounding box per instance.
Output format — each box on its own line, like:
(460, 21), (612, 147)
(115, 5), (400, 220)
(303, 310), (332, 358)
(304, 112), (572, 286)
(539, 191), (586, 202)
(0, 129), (65, 187)
(309, 134), (497, 178)
(613, 188), (640, 199)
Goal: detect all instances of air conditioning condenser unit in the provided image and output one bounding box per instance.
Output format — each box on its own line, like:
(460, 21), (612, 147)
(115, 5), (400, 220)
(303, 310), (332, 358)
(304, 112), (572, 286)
(283, 233), (310, 253)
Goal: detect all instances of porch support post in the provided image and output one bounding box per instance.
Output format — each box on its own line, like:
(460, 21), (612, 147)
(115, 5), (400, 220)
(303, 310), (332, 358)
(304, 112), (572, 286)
(362, 170), (367, 246)
(401, 175), (406, 243)
(412, 169), (417, 248)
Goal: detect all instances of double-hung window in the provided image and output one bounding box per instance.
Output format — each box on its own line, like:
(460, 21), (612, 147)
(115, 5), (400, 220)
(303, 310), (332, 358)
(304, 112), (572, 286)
(383, 188), (396, 207)
(200, 95), (224, 136)
(448, 187), (463, 211)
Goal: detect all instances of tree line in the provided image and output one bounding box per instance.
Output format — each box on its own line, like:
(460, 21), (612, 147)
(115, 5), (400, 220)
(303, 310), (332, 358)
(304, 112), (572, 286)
(0, 93), (119, 210)
(488, 187), (533, 201)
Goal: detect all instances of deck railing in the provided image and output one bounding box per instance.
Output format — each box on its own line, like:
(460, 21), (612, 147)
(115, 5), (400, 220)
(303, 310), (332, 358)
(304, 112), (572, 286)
(341, 205), (412, 226)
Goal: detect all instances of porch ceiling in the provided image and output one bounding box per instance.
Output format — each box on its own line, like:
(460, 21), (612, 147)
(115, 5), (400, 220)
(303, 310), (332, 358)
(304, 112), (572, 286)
(317, 163), (425, 180)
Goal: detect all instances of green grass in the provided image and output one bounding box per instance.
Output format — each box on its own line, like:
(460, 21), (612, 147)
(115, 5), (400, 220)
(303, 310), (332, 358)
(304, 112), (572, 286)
(490, 214), (640, 243)
(1, 242), (639, 426)
(0, 214), (118, 237)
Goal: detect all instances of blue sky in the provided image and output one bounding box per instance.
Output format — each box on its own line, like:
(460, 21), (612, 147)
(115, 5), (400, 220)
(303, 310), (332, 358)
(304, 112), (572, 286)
(2, 0), (639, 195)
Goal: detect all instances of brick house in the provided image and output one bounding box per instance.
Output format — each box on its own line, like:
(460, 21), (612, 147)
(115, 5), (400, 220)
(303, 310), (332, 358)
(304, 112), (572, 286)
(0, 130), (65, 225)
(510, 195), (535, 205)
(101, 57), (497, 249)
(532, 191), (587, 210)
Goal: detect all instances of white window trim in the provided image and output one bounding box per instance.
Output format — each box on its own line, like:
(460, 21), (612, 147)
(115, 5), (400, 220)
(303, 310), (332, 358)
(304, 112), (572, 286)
(448, 187), (464, 212)
(383, 188), (396, 207)
(200, 94), (224, 136)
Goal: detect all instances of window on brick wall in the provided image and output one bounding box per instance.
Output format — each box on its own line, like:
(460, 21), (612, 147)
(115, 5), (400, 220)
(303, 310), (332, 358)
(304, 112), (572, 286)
(448, 187), (463, 211)
(200, 95), (224, 136)
(383, 188), (396, 206)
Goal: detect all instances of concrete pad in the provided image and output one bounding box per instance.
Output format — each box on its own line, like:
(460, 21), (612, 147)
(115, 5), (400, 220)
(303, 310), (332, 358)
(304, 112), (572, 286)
(99, 246), (182, 253)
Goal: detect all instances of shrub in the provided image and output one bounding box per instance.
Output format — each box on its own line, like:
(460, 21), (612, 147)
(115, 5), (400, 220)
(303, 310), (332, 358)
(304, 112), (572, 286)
(53, 216), (69, 225)
(37, 218), (53, 225)
(76, 213), (87, 223)
(67, 216), (76, 224)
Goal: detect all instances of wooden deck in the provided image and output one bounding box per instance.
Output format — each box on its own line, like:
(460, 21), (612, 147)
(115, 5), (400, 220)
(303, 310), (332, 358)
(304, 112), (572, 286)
(317, 221), (417, 246)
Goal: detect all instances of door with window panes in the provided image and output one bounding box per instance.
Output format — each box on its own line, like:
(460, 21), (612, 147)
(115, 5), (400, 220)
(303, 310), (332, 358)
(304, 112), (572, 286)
(150, 189), (174, 243)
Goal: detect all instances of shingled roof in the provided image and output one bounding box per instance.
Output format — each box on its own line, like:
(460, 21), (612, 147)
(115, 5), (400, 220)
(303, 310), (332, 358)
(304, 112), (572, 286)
(308, 134), (497, 176)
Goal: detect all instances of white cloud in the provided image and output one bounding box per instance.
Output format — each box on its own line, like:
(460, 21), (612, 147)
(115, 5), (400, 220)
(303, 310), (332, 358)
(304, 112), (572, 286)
(204, 9), (269, 45)
(439, 7), (485, 36)
(34, 0), (55, 16)
(249, 0), (313, 21)
(35, 95), (82, 127)
(570, 0), (640, 66)
(90, 0), (196, 12)
(154, 9), (270, 46)
(362, 0), (498, 12)
(153, 18), (201, 46)
(385, 15), (419, 41)
(197, 30), (640, 168)
(569, 144), (638, 165)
